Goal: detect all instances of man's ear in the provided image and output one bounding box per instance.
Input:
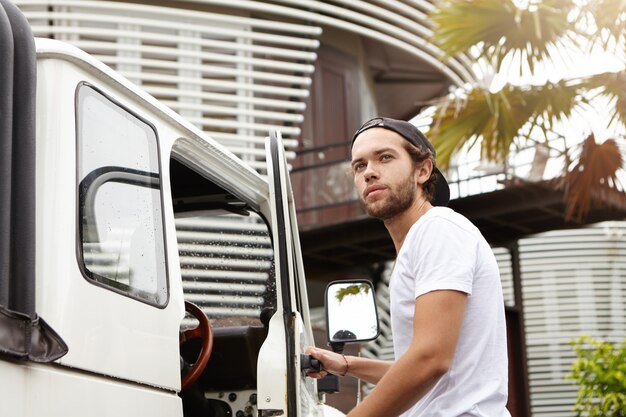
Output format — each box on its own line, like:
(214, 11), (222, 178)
(416, 159), (433, 185)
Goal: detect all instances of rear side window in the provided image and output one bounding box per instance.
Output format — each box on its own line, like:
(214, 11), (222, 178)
(76, 83), (168, 306)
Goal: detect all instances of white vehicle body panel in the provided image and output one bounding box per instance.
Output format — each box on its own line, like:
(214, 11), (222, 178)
(0, 360), (181, 417)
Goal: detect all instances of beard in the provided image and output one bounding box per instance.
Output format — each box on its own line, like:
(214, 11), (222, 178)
(362, 175), (418, 220)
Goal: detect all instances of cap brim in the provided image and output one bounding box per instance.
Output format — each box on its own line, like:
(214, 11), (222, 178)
(432, 168), (450, 206)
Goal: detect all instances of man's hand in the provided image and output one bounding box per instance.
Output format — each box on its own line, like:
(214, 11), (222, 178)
(306, 347), (393, 384)
(304, 346), (348, 378)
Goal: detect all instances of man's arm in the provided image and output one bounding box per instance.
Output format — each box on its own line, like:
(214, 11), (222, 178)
(305, 347), (392, 384)
(346, 289), (467, 417)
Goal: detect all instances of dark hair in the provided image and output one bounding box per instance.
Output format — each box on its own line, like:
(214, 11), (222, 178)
(402, 141), (438, 203)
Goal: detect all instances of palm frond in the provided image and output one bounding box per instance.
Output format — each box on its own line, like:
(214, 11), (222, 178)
(429, 80), (584, 168)
(429, 0), (519, 57)
(525, 78), (584, 126)
(430, 0), (579, 73)
(579, 0), (626, 49)
(556, 134), (626, 221)
(580, 70), (626, 127)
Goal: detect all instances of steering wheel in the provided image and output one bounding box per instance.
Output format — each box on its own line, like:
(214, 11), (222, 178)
(180, 301), (213, 390)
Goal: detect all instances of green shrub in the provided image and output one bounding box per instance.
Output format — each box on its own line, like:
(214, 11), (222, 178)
(567, 336), (626, 417)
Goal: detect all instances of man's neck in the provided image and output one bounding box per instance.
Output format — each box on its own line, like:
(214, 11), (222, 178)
(384, 198), (432, 253)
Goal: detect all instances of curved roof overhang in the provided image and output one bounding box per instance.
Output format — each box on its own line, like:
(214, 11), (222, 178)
(185, 0), (478, 87)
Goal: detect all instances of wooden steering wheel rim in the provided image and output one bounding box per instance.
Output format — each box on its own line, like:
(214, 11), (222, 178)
(180, 301), (213, 390)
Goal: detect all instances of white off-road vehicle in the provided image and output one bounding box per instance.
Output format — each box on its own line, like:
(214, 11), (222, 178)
(0, 2), (379, 417)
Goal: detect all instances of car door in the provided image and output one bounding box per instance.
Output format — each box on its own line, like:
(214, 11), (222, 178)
(262, 131), (320, 417)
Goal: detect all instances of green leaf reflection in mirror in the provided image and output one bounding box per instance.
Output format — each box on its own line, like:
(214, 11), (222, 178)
(334, 283), (370, 303)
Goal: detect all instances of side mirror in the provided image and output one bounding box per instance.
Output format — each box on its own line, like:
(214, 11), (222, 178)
(325, 280), (380, 349)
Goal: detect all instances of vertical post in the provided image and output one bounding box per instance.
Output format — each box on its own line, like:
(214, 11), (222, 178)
(0, 2), (14, 308)
(1, 0), (37, 319)
(508, 241), (531, 417)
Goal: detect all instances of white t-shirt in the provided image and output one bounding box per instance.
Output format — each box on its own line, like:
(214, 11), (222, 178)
(390, 207), (510, 417)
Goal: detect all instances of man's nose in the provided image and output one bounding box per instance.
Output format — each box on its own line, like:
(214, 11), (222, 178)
(363, 163), (379, 181)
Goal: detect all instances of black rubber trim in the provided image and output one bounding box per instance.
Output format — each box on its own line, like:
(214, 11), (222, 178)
(0, 0), (14, 308)
(0, 0), (68, 362)
(76, 165), (168, 306)
(0, 306), (68, 362)
(0, 0), (36, 317)
(269, 132), (298, 417)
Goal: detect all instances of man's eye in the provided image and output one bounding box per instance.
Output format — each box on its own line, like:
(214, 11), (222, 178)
(381, 154), (392, 161)
(354, 163), (366, 172)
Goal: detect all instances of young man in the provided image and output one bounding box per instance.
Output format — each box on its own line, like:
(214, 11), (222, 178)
(307, 117), (510, 417)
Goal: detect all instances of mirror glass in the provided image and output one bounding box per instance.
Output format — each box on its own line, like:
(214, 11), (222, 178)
(326, 280), (379, 343)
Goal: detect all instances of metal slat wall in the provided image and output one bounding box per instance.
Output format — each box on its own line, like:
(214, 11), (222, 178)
(176, 215), (274, 323)
(17, 0), (319, 171)
(362, 263), (394, 363)
(493, 246), (515, 308)
(519, 221), (626, 417)
(185, 0), (476, 86)
(360, 263), (392, 396)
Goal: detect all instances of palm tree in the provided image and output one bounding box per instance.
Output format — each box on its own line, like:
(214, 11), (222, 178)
(426, 0), (626, 221)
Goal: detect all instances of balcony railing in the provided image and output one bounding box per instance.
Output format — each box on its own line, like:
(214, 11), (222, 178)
(293, 140), (565, 229)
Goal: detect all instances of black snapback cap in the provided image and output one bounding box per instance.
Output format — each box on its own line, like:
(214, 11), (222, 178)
(351, 117), (450, 206)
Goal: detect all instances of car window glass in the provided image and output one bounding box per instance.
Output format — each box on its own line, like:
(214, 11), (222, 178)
(76, 83), (168, 306)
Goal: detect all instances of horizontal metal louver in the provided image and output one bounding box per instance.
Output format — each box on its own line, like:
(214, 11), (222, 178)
(493, 247), (515, 307)
(175, 215), (274, 322)
(518, 221), (626, 417)
(180, 0), (476, 86)
(359, 263), (395, 396)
